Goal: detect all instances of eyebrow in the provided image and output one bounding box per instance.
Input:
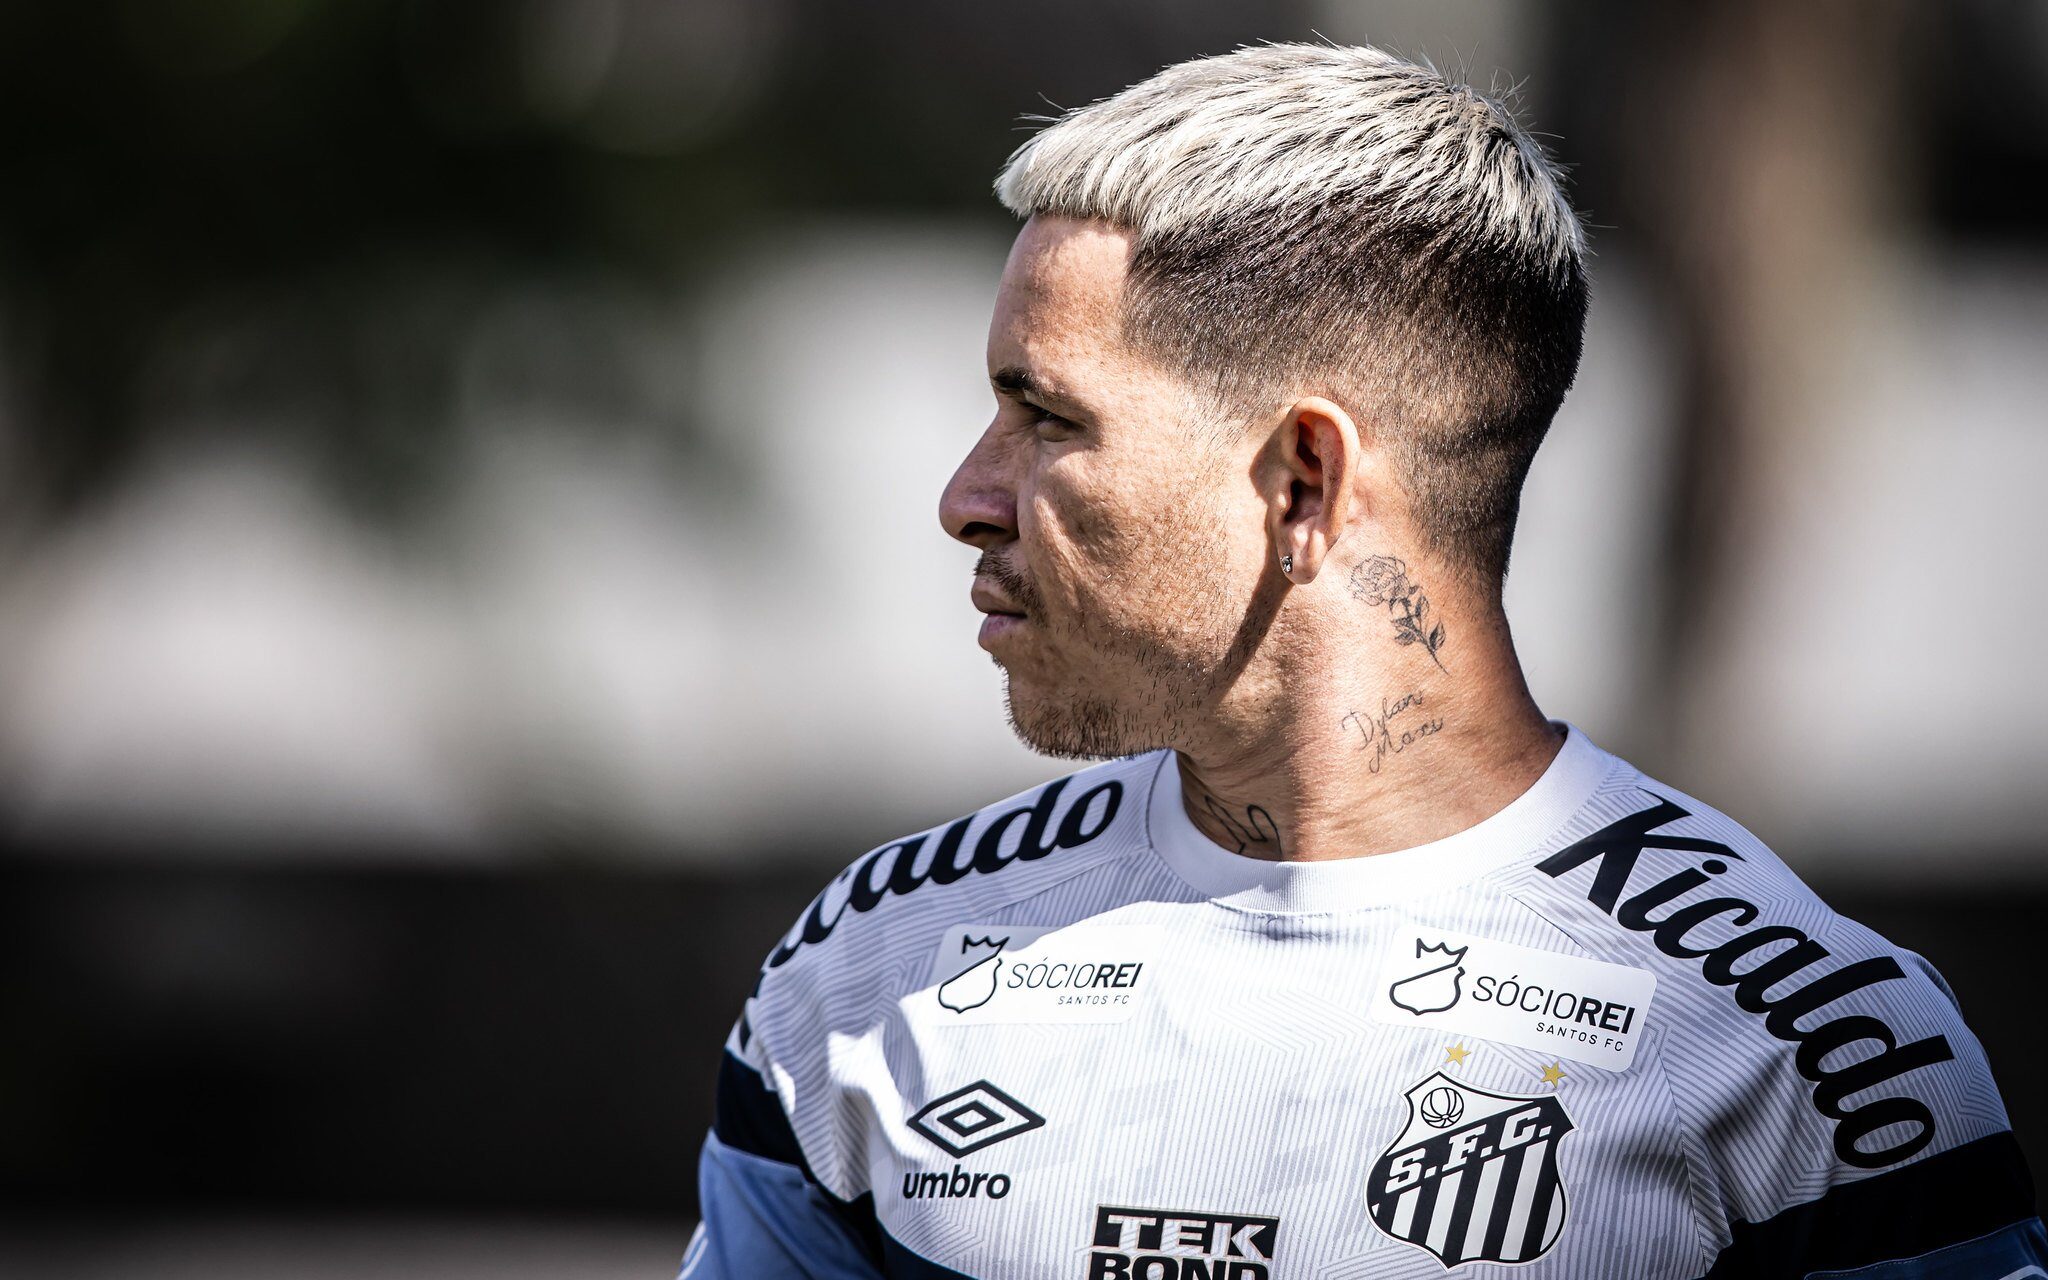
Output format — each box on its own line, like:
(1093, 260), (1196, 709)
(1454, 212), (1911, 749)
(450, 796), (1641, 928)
(991, 365), (1092, 417)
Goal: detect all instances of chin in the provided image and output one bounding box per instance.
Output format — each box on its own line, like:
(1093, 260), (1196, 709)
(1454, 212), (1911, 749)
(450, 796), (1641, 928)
(1000, 672), (1158, 761)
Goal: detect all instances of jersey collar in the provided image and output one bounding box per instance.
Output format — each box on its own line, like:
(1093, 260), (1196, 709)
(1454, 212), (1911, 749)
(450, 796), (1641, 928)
(1142, 720), (1617, 913)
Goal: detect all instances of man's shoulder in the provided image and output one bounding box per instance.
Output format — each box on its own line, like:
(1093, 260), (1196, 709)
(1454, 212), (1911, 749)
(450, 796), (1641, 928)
(749, 749), (1162, 1003)
(1508, 750), (2009, 1180)
(1512, 749), (1955, 1027)
(1502, 746), (1840, 1002)
(720, 750), (1165, 1198)
(1517, 753), (1830, 936)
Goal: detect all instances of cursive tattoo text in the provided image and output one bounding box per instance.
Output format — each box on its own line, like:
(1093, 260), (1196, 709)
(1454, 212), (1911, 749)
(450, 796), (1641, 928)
(1340, 691), (1445, 775)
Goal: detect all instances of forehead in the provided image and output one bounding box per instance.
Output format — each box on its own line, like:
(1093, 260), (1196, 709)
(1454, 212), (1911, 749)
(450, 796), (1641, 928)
(988, 214), (1135, 385)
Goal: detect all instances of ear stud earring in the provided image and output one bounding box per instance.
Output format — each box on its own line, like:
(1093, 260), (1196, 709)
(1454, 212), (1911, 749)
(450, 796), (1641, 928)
(1280, 554), (1294, 574)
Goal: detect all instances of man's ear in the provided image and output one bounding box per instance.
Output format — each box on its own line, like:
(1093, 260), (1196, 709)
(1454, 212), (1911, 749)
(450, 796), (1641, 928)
(1264, 396), (1363, 585)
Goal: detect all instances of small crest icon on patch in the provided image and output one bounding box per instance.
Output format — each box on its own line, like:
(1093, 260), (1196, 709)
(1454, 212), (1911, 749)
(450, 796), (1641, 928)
(936, 935), (1008, 1013)
(1387, 938), (1467, 1015)
(1366, 1071), (1574, 1267)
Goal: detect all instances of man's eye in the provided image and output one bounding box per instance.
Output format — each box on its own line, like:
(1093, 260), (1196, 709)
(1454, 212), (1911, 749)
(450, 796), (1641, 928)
(1030, 409), (1073, 438)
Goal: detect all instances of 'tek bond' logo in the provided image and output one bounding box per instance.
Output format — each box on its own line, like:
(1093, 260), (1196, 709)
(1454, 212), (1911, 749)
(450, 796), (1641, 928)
(1087, 1205), (1280, 1279)
(1537, 793), (1957, 1168)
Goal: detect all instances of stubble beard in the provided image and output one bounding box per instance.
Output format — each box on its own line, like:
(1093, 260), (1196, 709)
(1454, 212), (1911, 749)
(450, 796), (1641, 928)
(1000, 640), (1226, 761)
(980, 426), (1253, 760)
(1001, 676), (1149, 761)
(991, 535), (1241, 762)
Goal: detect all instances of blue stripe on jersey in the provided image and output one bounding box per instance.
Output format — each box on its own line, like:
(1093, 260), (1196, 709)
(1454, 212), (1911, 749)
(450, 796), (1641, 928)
(1804, 1216), (2048, 1278)
(712, 1049), (886, 1266)
(688, 1133), (989, 1279)
(1696, 1130), (2039, 1279)
(687, 1136), (884, 1279)
(715, 1048), (809, 1168)
(704, 1050), (1015, 1278)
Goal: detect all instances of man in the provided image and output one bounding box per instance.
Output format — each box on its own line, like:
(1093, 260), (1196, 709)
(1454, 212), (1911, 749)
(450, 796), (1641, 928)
(682, 41), (2043, 1278)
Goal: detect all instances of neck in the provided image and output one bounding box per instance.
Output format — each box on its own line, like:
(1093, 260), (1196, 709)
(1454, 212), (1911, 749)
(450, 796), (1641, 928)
(1176, 593), (1562, 863)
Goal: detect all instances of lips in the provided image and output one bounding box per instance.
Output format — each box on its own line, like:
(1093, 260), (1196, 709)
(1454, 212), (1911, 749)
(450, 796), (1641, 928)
(972, 579), (1029, 652)
(971, 581), (1026, 618)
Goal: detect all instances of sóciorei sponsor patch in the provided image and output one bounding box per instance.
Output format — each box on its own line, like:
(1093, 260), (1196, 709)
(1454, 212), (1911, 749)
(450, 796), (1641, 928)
(1368, 924), (1657, 1070)
(926, 922), (1160, 1025)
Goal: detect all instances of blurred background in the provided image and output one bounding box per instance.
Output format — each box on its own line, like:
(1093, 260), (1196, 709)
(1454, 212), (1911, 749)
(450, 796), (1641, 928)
(2, 0), (2044, 1275)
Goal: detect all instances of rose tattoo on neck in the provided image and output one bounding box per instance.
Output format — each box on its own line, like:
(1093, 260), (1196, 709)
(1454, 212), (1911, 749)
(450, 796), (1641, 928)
(1349, 555), (1448, 672)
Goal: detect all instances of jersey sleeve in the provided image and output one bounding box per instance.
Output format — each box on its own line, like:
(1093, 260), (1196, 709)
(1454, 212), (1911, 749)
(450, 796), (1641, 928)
(1684, 942), (2045, 1279)
(1526, 780), (2044, 1278)
(680, 1013), (885, 1280)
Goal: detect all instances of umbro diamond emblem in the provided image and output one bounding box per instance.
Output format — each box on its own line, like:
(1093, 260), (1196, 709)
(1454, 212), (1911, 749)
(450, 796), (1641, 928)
(907, 1081), (1046, 1158)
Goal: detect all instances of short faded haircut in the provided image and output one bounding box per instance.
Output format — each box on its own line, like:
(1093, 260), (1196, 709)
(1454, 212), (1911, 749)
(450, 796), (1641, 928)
(993, 40), (1590, 583)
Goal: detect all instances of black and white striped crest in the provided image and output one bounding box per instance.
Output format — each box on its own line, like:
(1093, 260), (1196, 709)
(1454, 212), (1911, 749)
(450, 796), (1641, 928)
(1366, 1072), (1574, 1267)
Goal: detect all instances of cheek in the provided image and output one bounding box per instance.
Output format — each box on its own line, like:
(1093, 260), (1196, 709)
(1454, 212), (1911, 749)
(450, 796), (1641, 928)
(1024, 466), (1141, 604)
(1021, 442), (1241, 618)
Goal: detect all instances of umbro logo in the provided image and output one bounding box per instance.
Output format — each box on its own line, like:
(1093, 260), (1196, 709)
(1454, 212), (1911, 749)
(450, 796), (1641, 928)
(902, 1081), (1043, 1203)
(908, 1080), (1046, 1157)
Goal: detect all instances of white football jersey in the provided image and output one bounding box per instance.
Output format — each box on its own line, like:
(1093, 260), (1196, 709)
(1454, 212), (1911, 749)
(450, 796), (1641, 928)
(682, 724), (2044, 1279)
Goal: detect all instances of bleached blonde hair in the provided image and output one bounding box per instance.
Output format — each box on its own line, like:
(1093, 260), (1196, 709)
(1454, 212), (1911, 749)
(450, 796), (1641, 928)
(994, 40), (1590, 583)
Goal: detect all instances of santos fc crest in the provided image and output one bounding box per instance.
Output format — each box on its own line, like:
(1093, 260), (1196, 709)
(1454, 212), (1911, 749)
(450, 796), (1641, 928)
(1366, 1072), (1574, 1267)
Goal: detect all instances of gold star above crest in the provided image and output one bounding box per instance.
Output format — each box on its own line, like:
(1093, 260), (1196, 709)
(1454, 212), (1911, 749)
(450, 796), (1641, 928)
(1539, 1062), (1566, 1089)
(1444, 1044), (1470, 1066)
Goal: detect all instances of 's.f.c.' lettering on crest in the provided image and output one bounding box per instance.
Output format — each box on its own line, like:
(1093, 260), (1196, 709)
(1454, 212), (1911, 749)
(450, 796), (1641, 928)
(1367, 1072), (1574, 1266)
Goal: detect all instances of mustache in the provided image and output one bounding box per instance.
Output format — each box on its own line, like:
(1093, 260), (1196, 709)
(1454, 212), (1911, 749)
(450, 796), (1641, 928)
(973, 551), (1043, 613)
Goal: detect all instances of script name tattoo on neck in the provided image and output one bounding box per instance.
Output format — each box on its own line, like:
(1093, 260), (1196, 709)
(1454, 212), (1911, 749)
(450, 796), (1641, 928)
(1340, 690), (1445, 775)
(1349, 555), (1447, 672)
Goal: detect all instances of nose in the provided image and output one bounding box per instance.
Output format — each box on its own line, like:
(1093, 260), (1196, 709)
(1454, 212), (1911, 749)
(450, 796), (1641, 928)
(939, 424), (1017, 550)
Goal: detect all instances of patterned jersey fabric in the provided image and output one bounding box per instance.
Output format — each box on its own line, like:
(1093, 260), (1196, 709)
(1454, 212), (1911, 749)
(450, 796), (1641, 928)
(682, 723), (2045, 1278)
